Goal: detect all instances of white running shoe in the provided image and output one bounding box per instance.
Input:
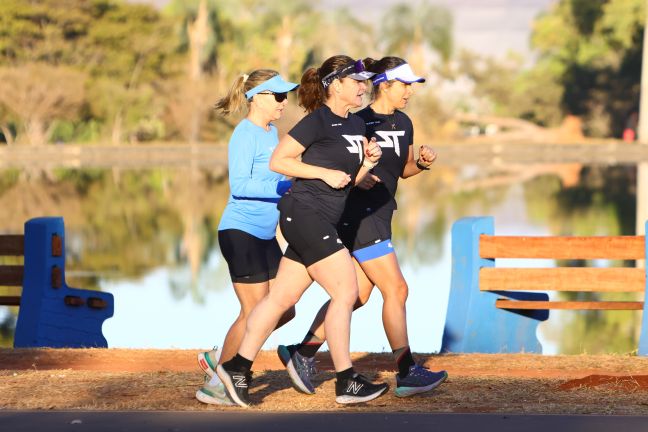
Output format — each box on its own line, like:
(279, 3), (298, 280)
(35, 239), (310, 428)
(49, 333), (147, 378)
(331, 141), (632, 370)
(197, 346), (222, 378)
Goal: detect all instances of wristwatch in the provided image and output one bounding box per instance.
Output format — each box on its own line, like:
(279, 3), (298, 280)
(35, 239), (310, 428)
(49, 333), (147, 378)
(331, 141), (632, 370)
(416, 159), (430, 170)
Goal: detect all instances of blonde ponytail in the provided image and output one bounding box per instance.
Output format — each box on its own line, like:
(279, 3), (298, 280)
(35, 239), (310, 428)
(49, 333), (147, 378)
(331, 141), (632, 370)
(214, 70), (279, 116)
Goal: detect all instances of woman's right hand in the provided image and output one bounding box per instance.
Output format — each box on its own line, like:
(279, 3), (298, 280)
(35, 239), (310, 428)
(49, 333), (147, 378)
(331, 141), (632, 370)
(322, 169), (352, 189)
(356, 173), (381, 190)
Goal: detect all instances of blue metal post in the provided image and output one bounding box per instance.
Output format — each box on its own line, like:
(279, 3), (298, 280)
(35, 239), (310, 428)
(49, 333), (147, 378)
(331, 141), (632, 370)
(14, 217), (114, 348)
(638, 220), (648, 356)
(442, 216), (548, 353)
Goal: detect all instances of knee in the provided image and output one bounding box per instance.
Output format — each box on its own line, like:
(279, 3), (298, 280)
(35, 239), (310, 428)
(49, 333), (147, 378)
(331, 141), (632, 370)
(269, 290), (300, 312)
(333, 286), (358, 309)
(383, 280), (408, 305)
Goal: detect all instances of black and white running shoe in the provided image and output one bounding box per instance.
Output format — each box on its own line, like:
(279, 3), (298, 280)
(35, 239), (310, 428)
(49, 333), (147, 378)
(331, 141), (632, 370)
(335, 373), (389, 404)
(216, 365), (250, 408)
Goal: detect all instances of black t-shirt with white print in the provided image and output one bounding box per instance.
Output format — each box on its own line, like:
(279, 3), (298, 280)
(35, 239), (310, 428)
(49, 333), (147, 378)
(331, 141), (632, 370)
(349, 106), (414, 212)
(287, 104), (367, 224)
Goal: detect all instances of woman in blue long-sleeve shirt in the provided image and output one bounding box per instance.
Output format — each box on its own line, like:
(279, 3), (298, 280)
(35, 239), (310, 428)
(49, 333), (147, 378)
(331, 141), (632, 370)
(195, 70), (298, 406)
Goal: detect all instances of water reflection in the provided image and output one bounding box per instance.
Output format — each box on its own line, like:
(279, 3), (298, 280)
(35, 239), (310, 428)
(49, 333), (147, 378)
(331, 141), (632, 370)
(0, 163), (639, 354)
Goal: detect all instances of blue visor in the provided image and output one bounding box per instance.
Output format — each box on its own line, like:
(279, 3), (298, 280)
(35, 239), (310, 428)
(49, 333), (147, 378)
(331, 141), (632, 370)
(245, 75), (299, 100)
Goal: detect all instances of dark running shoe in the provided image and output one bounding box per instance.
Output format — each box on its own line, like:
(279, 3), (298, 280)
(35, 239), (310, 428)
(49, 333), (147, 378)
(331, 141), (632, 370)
(277, 344), (316, 394)
(335, 373), (389, 404)
(395, 365), (448, 398)
(216, 365), (250, 408)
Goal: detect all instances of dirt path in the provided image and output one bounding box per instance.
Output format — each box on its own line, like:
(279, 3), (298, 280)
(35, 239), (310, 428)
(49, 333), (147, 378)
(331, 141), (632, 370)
(1, 349), (648, 414)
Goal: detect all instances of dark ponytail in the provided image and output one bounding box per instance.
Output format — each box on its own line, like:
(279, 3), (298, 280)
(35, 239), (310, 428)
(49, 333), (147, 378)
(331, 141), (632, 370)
(298, 67), (326, 113)
(364, 56), (407, 100)
(298, 54), (355, 113)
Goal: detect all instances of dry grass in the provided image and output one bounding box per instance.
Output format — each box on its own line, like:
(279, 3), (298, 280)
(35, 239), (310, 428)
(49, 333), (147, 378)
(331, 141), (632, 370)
(1, 349), (648, 414)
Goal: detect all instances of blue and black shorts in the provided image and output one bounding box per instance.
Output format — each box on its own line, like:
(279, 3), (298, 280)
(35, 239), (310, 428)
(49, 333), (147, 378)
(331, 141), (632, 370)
(338, 207), (394, 263)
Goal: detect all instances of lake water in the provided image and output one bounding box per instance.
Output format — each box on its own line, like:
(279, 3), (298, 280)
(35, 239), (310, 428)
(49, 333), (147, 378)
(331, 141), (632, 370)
(0, 162), (640, 354)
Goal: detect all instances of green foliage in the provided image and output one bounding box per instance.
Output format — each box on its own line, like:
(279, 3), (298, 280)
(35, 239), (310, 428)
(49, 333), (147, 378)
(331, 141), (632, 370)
(0, 0), (454, 143)
(457, 0), (645, 135)
(0, 0), (182, 142)
(164, 0), (219, 73)
(529, 0), (645, 136)
(381, 1), (453, 62)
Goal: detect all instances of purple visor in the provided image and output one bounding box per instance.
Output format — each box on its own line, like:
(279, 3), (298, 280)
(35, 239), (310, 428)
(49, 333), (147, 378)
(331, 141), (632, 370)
(321, 59), (375, 88)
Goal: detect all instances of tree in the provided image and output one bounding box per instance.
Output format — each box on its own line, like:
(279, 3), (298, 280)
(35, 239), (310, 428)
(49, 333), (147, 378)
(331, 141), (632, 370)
(528, 0), (645, 136)
(0, 0), (182, 143)
(0, 64), (85, 144)
(381, 1), (453, 73)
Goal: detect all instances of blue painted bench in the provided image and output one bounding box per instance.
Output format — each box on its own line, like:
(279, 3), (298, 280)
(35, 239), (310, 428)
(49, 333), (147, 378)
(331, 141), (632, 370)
(0, 217), (114, 347)
(442, 216), (648, 355)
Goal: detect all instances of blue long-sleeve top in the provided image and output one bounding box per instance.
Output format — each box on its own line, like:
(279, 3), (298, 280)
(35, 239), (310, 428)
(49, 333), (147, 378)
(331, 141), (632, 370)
(218, 118), (291, 240)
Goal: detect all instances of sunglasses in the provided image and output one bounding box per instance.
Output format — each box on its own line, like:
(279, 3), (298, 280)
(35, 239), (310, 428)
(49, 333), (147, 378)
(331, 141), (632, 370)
(257, 92), (288, 103)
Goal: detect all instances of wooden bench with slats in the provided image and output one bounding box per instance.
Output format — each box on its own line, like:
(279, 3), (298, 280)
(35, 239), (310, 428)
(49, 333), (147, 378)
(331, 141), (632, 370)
(0, 234), (26, 307)
(442, 216), (648, 355)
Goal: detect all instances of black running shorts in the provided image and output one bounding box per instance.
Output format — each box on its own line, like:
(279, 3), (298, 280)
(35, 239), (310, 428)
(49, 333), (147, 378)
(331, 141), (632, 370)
(338, 207), (393, 252)
(278, 195), (346, 267)
(218, 229), (282, 283)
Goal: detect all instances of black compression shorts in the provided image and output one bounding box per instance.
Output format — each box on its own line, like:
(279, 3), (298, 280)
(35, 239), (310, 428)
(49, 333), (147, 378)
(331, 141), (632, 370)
(218, 229), (282, 283)
(338, 207), (393, 252)
(278, 195), (346, 267)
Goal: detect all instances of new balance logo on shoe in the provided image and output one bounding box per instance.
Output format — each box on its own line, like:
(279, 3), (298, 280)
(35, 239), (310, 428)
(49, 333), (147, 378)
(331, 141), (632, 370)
(233, 375), (247, 388)
(335, 374), (389, 404)
(346, 381), (364, 395)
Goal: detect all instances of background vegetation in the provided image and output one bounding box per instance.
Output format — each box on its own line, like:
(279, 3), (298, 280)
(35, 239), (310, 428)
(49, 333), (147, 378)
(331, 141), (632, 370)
(0, 0), (643, 145)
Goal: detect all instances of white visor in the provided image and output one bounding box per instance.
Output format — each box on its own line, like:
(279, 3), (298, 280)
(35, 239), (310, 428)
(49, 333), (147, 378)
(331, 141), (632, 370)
(372, 63), (426, 86)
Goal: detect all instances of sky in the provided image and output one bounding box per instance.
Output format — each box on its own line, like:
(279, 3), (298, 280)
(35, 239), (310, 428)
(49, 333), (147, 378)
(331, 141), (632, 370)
(131, 0), (557, 60)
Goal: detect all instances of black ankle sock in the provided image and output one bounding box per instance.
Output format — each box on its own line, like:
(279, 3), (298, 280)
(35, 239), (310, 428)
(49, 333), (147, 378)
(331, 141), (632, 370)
(336, 367), (355, 382)
(297, 331), (324, 358)
(222, 353), (253, 373)
(393, 346), (415, 378)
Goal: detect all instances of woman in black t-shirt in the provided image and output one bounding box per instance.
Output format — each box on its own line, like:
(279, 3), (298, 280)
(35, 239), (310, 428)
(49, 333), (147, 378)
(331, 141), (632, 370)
(217, 55), (388, 407)
(280, 57), (448, 399)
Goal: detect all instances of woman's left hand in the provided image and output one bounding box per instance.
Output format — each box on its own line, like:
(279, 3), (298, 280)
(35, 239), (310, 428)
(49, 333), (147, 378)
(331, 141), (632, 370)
(364, 137), (382, 163)
(418, 145), (437, 167)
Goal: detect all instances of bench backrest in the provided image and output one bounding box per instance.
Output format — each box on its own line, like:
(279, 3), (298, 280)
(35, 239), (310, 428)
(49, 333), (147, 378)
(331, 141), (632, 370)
(442, 216), (648, 355)
(0, 234), (25, 306)
(480, 234), (645, 311)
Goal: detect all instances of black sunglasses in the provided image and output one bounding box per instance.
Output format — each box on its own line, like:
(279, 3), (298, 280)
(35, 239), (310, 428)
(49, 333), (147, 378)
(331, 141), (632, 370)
(257, 92), (288, 102)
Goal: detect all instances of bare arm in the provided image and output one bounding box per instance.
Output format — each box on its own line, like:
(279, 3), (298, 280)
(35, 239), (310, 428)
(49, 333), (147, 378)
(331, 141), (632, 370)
(402, 145), (437, 178)
(270, 134), (351, 189)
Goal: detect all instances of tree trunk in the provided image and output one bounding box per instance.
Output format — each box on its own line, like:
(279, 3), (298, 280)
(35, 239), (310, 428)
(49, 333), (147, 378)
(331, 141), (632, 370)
(25, 118), (47, 145)
(0, 124), (14, 145)
(112, 110), (123, 145)
(186, 0), (209, 143)
(277, 16), (293, 77)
